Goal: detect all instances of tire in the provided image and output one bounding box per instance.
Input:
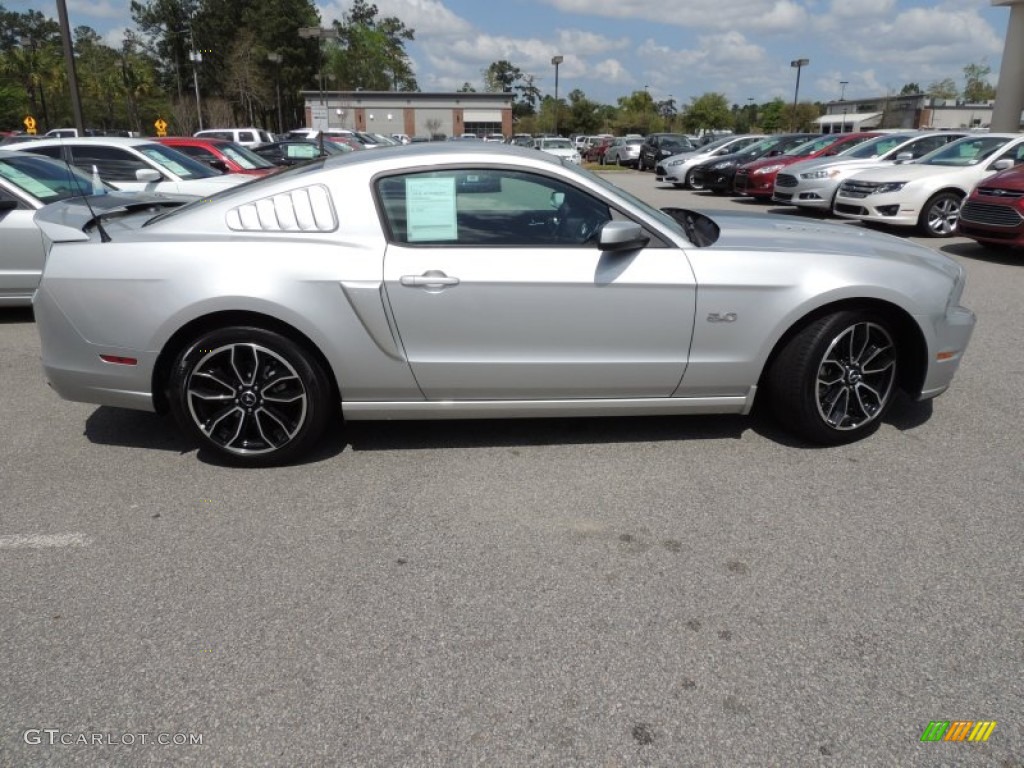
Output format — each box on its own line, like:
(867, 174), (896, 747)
(600, 153), (607, 166)
(686, 169), (704, 190)
(169, 326), (333, 466)
(617, 155), (624, 167)
(917, 191), (962, 237)
(767, 310), (899, 445)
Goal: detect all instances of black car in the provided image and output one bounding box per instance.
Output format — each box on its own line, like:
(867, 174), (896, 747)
(688, 134), (816, 193)
(253, 140), (349, 166)
(637, 133), (695, 171)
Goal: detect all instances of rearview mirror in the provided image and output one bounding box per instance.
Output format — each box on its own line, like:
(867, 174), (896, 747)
(136, 168), (162, 182)
(598, 221), (649, 252)
(208, 159), (229, 173)
(550, 191), (565, 209)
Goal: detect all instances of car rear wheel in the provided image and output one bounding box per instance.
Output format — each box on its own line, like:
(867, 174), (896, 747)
(169, 326), (333, 466)
(918, 191), (962, 237)
(767, 311), (898, 445)
(686, 169), (704, 190)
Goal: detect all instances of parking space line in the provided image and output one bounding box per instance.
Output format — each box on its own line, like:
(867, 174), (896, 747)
(0, 533), (91, 549)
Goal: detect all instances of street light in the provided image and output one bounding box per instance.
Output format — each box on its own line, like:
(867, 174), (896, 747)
(267, 52), (284, 134)
(189, 49), (203, 131)
(839, 80), (849, 133)
(790, 58), (809, 130)
(551, 54), (563, 136)
(299, 26), (340, 113)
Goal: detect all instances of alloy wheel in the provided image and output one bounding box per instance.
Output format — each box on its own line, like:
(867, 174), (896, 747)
(815, 321), (896, 431)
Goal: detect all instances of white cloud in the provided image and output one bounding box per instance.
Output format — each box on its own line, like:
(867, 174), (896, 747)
(67, 0), (123, 20)
(592, 58), (632, 84)
(540, 0), (808, 32)
(316, 0), (472, 37)
(101, 26), (129, 49)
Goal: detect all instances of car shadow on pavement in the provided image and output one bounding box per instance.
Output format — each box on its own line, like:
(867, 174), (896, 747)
(85, 407), (193, 453)
(341, 413), (748, 452)
(0, 307), (34, 324)
(942, 241), (1023, 266)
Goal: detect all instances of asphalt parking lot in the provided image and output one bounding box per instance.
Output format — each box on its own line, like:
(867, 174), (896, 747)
(1, 170), (1021, 766)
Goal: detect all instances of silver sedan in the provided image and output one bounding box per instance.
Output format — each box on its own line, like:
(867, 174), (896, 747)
(32, 143), (975, 466)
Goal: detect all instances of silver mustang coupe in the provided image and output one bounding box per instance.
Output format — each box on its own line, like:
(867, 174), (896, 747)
(32, 143), (975, 466)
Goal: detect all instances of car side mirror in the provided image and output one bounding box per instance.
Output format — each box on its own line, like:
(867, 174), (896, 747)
(894, 151), (914, 163)
(991, 158), (1014, 171)
(598, 221), (649, 252)
(136, 168), (162, 182)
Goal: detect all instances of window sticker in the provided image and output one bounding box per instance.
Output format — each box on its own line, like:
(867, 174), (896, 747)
(0, 164), (58, 199)
(406, 176), (458, 242)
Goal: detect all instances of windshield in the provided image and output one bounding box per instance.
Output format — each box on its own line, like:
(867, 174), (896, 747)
(137, 144), (221, 179)
(702, 136), (746, 152)
(0, 153), (113, 203)
(785, 135), (844, 157)
(219, 142), (275, 169)
(919, 136), (1015, 166)
(734, 136), (783, 161)
(542, 139), (574, 150)
(843, 134), (916, 159)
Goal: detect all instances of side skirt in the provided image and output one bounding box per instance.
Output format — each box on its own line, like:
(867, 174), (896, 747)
(343, 389), (757, 421)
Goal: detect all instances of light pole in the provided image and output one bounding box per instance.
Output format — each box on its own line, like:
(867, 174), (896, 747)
(299, 26), (339, 111)
(790, 58), (809, 130)
(55, 0), (84, 133)
(839, 80), (849, 133)
(267, 52), (284, 134)
(551, 55), (563, 136)
(189, 49), (203, 131)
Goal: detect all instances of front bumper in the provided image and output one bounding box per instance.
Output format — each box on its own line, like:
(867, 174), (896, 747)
(832, 190), (920, 227)
(957, 198), (1024, 247)
(918, 305), (976, 399)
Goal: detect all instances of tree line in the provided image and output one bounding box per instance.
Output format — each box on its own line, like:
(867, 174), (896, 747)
(0, 2), (1000, 138)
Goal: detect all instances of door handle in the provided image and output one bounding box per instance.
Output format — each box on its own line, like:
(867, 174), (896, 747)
(400, 271), (460, 288)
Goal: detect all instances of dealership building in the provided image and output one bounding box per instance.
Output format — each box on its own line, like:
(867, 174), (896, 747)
(816, 94), (998, 133)
(301, 91), (515, 139)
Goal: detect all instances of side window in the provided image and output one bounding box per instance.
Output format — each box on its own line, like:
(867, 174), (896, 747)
(377, 169), (612, 247)
(238, 131), (255, 143)
(177, 145), (217, 163)
(68, 146), (154, 182)
(908, 136), (947, 158)
(23, 145), (64, 160)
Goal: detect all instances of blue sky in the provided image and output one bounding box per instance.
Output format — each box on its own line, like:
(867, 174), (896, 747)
(11, 0), (1014, 107)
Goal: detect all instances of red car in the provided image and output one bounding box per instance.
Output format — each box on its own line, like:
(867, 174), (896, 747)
(734, 132), (879, 199)
(957, 165), (1024, 248)
(155, 137), (278, 177)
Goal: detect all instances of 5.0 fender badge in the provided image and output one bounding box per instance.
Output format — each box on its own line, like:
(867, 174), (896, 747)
(707, 312), (738, 323)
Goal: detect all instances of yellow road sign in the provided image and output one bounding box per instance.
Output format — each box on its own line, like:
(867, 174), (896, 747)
(23, 115), (36, 134)
(154, 118), (168, 137)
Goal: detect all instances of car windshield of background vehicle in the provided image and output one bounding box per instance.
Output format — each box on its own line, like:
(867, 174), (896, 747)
(786, 135), (842, 157)
(844, 134), (916, 159)
(220, 143), (275, 169)
(0, 154), (110, 203)
(138, 145), (221, 179)
(736, 137), (780, 159)
(921, 136), (1013, 167)
(543, 139), (574, 150)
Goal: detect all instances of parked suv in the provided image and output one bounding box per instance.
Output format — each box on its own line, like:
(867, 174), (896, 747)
(194, 127), (274, 148)
(637, 133), (694, 172)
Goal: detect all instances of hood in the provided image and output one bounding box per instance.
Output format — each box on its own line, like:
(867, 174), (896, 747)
(842, 162), (976, 184)
(974, 166), (1024, 191)
(743, 155), (799, 171)
(784, 156), (899, 175)
(699, 209), (962, 280)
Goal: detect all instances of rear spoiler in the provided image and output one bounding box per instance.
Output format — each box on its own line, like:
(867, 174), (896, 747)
(33, 192), (194, 243)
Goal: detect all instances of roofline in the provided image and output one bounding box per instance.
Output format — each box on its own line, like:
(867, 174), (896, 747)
(300, 90), (515, 103)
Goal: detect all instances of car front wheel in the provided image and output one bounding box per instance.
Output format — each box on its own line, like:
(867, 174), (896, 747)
(169, 326), (333, 466)
(767, 311), (899, 445)
(686, 169), (704, 190)
(918, 191), (962, 237)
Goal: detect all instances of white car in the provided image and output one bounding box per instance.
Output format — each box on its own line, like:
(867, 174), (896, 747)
(773, 132), (967, 212)
(833, 133), (1024, 236)
(655, 135), (765, 188)
(10, 137), (253, 197)
(194, 127), (275, 148)
(533, 137), (582, 164)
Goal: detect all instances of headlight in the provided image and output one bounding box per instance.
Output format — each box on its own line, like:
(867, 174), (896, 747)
(752, 164), (785, 175)
(711, 161), (735, 170)
(800, 169), (840, 180)
(874, 182), (907, 194)
(667, 159), (685, 167)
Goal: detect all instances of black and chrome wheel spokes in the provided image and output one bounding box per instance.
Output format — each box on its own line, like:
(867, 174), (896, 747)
(815, 322), (896, 431)
(186, 343), (308, 455)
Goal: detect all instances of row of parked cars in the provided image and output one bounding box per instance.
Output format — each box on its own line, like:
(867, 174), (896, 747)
(653, 130), (1024, 244)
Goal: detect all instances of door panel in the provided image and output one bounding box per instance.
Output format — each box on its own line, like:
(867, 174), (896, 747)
(0, 208), (45, 299)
